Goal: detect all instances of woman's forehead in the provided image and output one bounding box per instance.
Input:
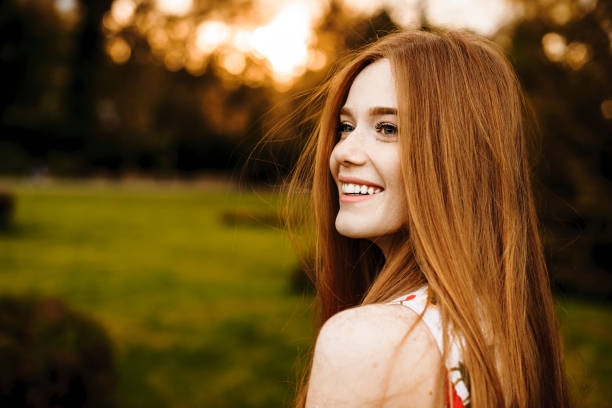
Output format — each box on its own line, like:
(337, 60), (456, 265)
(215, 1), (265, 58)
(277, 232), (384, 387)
(342, 59), (398, 115)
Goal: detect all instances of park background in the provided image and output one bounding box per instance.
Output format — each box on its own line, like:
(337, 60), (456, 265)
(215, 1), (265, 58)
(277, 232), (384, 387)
(0, 0), (611, 406)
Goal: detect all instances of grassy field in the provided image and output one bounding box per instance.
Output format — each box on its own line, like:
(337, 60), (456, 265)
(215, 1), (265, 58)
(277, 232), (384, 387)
(0, 179), (610, 407)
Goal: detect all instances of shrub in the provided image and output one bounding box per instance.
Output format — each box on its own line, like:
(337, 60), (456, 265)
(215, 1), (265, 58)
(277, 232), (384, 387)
(289, 254), (316, 296)
(0, 296), (116, 408)
(0, 190), (14, 228)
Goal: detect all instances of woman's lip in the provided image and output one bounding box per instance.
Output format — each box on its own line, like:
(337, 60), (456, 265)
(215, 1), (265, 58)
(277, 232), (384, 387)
(339, 192), (381, 203)
(338, 176), (384, 190)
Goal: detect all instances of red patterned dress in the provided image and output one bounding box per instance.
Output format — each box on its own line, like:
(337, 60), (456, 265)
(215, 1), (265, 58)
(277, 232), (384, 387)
(388, 286), (471, 408)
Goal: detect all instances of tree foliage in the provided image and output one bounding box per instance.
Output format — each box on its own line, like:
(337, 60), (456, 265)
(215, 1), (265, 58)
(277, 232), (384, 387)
(0, 0), (610, 297)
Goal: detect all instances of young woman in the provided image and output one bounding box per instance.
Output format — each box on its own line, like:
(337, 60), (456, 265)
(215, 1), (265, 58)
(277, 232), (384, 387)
(287, 29), (570, 407)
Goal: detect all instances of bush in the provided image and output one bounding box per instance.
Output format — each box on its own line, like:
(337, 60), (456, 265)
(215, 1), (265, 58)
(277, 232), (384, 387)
(289, 254), (316, 296)
(0, 296), (116, 408)
(0, 191), (14, 228)
(0, 142), (31, 175)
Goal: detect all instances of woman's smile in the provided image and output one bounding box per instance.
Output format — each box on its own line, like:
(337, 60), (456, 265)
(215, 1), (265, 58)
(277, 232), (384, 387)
(339, 188), (383, 202)
(338, 176), (384, 202)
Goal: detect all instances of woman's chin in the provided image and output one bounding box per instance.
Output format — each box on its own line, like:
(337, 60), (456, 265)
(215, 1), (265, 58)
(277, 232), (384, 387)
(334, 219), (377, 240)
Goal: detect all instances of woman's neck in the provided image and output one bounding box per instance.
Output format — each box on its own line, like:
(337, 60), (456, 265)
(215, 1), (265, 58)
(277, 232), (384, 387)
(371, 230), (409, 259)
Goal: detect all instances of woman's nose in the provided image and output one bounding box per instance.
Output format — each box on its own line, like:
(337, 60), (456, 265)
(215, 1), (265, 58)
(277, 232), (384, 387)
(332, 129), (367, 166)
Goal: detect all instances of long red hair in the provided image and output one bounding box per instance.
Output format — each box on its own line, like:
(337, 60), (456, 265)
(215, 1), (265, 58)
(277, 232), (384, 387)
(287, 28), (569, 407)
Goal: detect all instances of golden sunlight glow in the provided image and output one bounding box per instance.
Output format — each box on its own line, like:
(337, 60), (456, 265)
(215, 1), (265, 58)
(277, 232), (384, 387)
(156, 0), (192, 16)
(345, 0), (518, 36)
(233, 30), (253, 53)
(195, 21), (231, 54)
(164, 49), (184, 71)
(427, 0), (517, 36)
(103, 13), (121, 32)
(55, 0), (77, 14)
(307, 49), (327, 71)
(549, 2), (572, 25)
(106, 37), (131, 64)
(169, 20), (191, 40)
(135, 10), (164, 36)
(565, 42), (591, 70)
(243, 65), (266, 86)
(601, 99), (612, 120)
(221, 52), (247, 76)
(103, 0), (526, 86)
(187, 2), (317, 83)
(55, 0), (80, 25)
(251, 3), (311, 76)
(541, 33), (590, 71)
(185, 50), (207, 76)
(578, 0), (598, 13)
(111, 0), (136, 27)
(542, 32), (567, 62)
(148, 27), (169, 51)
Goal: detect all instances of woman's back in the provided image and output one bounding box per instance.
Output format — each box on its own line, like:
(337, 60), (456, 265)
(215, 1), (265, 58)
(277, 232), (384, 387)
(305, 298), (442, 407)
(305, 285), (471, 408)
(387, 287), (470, 408)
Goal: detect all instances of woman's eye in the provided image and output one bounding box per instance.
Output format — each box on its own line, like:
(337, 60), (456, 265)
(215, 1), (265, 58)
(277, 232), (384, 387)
(375, 122), (398, 136)
(336, 122), (354, 135)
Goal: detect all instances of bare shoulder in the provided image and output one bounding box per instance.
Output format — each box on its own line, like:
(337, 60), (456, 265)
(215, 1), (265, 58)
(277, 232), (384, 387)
(305, 303), (443, 408)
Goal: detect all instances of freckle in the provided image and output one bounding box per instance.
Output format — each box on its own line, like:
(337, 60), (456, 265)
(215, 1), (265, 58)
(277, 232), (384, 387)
(429, 391), (432, 395)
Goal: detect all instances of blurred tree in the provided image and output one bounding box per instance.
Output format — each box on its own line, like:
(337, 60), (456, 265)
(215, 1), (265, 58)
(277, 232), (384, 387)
(0, 0), (75, 173)
(68, 0), (113, 148)
(1, 0), (610, 298)
(507, 0), (612, 299)
(0, 0), (402, 180)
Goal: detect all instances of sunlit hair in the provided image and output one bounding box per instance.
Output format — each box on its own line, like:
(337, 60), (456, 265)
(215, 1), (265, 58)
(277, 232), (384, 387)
(286, 29), (569, 407)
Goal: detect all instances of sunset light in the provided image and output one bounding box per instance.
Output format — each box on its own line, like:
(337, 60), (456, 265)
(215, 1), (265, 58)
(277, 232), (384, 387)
(106, 36), (131, 64)
(191, 2), (316, 81)
(111, 0), (136, 27)
(542, 32), (567, 62)
(251, 3), (312, 78)
(55, 0), (77, 14)
(195, 21), (231, 54)
(101, 0), (523, 84)
(156, 0), (192, 16)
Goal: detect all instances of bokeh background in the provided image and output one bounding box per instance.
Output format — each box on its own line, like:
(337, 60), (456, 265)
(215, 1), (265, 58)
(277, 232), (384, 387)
(0, 0), (611, 407)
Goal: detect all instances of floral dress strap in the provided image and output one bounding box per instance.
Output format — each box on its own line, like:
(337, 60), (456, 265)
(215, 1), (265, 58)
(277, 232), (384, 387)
(388, 286), (471, 408)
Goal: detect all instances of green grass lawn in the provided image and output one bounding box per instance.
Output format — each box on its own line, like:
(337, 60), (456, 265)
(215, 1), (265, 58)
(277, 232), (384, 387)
(558, 298), (612, 407)
(0, 180), (315, 408)
(0, 179), (610, 407)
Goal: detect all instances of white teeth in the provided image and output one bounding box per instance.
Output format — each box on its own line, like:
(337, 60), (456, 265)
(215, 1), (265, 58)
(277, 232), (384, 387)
(340, 183), (383, 195)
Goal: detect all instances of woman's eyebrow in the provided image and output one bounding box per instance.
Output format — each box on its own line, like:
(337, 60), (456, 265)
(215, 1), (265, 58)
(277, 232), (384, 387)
(369, 107), (397, 116)
(339, 106), (353, 118)
(339, 106), (397, 117)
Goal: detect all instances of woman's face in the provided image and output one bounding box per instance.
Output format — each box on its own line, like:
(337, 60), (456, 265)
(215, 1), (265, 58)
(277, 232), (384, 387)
(329, 58), (408, 250)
